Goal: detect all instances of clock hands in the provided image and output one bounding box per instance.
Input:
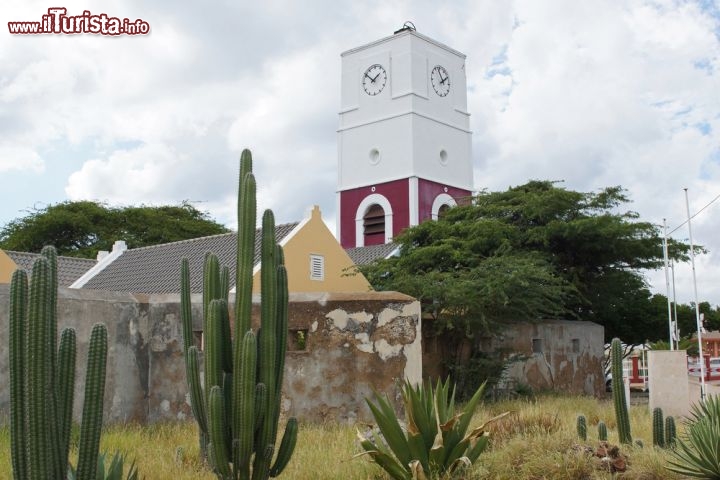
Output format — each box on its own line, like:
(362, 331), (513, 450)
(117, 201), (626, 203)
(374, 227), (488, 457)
(364, 71), (382, 84)
(362, 64), (387, 95)
(365, 71), (382, 83)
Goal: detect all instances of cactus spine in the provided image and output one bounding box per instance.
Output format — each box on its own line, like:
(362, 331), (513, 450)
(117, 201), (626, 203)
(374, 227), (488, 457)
(576, 415), (587, 441)
(181, 149), (298, 479)
(611, 337), (632, 444)
(597, 421), (607, 441)
(652, 407), (665, 448)
(9, 246), (109, 480)
(665, 416), (676, 448)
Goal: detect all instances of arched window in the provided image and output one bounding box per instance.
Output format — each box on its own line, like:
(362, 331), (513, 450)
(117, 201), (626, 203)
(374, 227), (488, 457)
(355, 193), (393, 247)
(363, 204), (386, 238)
(431, 193), (457, 220)
(437, 204), (451, 219)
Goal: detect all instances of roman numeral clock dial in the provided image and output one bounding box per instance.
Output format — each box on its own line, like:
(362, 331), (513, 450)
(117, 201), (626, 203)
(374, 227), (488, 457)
(362, 64), (387, 96)
(431, 65), (450, 97)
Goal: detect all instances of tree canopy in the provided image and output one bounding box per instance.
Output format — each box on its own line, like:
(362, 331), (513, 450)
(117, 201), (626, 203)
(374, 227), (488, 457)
(360, 181), (693, 345)
(0, 200), (229, 258)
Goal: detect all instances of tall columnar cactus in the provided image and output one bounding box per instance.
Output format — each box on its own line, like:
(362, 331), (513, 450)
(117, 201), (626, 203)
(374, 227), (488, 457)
(576, 415), (587, 441)
(181, 149), (298, 480)
(652, 407), (665, 448)
(9, 246), (109, 480)
(665, 416), (677, 448)
(597, 421), (608, 442)
(611, 338), (632, 444)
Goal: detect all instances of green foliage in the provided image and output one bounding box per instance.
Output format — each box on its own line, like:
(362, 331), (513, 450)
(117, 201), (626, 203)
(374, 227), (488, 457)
(445, 351), (507, 401)
(611, 338), (632, 445)
(68, 452), (139, 480)
(667, 395), (720, 478)
(180, 149), (297, 479)
(652, 408), (665, 448)
(358, 379), (508, 479)
(597, 421), (608, 442)
(649, 336), (699, 355)
(9, 246), (111, 480)
(359, 181), (693, 348)
(576, 415), (587, 441)
(0, 200), (228, 258)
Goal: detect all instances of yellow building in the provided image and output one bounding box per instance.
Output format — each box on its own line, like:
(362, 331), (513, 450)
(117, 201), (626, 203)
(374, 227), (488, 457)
(0, 250), (15, 284)
(0, 249), (96, 286)
(70, 206), (371, 294)
(254, 205), (370, 293)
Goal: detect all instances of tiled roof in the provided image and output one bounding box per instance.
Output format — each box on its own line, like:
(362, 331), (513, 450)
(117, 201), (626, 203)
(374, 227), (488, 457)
(345, 243), (399, 266)
(82, 222), (299, 294)
(5, 251), (97, 287)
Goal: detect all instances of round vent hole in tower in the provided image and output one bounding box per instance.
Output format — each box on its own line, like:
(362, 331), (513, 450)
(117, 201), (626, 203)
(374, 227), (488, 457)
(369, 148), (381, 165)
(439, 149), (448, 165)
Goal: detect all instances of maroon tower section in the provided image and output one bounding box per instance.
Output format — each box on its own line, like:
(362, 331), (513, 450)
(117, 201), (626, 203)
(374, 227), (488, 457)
(339, 178), (471, 248)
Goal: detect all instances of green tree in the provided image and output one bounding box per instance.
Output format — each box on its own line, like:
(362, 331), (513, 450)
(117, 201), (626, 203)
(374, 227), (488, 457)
(0, 200), (229, 259)
(360, 181), (692, 356)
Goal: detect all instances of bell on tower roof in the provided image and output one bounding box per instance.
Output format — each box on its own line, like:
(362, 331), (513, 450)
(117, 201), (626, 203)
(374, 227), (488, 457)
(393, 21), (416, 35)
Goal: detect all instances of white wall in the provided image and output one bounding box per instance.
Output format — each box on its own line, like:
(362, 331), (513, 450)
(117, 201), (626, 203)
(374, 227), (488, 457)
(338, 30), (473, 192)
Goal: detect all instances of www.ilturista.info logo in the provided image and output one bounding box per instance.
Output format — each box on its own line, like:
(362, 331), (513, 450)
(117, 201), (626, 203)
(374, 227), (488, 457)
(8, 8), (150, 35)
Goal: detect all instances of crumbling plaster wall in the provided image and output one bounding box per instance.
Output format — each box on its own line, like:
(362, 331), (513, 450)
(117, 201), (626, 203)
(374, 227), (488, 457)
(0, 285), (420, 424)
(285, 292), (421, 423)
(493, 320), (605, 396)
(422, 319), (605, 397)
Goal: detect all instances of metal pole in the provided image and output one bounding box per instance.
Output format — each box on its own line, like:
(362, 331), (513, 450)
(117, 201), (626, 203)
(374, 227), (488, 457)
(685, 188), (706, 401)
(663, 219), (674, 350)
(671, 260), (679, 345)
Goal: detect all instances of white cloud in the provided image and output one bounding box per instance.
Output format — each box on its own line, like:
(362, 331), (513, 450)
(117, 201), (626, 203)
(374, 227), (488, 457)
(460, 0), (720, 304)
(0, 144), (44, 173)
(2, 0), (720, 308)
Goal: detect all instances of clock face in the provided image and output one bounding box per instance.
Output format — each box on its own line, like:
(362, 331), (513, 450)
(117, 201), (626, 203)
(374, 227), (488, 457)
(362, 64), (387, 96)
(431, 65), (450, 97)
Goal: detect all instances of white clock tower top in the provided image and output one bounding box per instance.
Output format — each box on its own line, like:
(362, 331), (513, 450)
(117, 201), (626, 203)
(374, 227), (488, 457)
(337, 26), (473, 192)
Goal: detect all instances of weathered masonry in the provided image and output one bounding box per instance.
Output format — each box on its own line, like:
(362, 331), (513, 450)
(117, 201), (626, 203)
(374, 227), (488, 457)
(0, 286), (421, 424)
(424, 320), (605, 397)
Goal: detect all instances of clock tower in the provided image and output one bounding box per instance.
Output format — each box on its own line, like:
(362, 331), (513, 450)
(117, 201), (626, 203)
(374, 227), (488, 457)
(337, 25), (474, 248)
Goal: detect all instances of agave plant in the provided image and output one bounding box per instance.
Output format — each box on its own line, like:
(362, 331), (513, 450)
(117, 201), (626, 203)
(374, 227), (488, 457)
(357, 379), (508, 480)
(68, 451), (139, 480)
(667, 395), (720, 478)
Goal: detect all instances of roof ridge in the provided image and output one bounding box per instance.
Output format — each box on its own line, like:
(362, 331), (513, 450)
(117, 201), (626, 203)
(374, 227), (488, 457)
(128, 231), (237, 252)
(125, 221), (301, 252)
(5, 250), (97, 262)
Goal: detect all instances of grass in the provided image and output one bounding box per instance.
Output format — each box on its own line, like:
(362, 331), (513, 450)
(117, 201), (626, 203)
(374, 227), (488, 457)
(0, 395), (690, 479)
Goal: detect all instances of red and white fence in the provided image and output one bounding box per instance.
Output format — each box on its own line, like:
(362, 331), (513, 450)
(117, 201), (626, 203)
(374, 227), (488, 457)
(687, 355), (720, 381)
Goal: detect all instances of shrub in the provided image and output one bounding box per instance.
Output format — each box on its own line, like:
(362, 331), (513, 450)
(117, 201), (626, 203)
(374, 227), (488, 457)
(667, 395), (720, 478)
(357, 379), (508, 479)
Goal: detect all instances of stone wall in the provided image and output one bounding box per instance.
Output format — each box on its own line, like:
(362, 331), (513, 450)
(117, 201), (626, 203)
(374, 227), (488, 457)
(424, 320), (605, 397)
(496, 321), (605, 396)
(0, 285), (421, 424)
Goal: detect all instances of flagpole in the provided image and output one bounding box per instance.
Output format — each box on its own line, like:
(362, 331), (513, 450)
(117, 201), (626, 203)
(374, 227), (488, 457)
(671, 259), (679, 344)
(685, 188), (705, 401)
(663, 219), (674, 350)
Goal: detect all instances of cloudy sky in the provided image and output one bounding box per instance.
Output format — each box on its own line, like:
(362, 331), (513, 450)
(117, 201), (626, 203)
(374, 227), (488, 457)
(2, 0), (719, 308)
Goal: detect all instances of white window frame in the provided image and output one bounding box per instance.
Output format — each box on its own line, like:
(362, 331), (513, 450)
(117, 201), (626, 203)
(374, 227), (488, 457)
(431, 193), (457, 220)
(310, 254), (325, 281)
(355, 193), (393, 247)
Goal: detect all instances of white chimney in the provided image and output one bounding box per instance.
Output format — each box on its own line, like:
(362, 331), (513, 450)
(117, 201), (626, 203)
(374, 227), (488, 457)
(112, 240), (127, 252)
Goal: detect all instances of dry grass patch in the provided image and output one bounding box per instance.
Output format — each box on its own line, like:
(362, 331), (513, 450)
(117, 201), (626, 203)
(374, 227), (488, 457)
(0, 395), (692, 480)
